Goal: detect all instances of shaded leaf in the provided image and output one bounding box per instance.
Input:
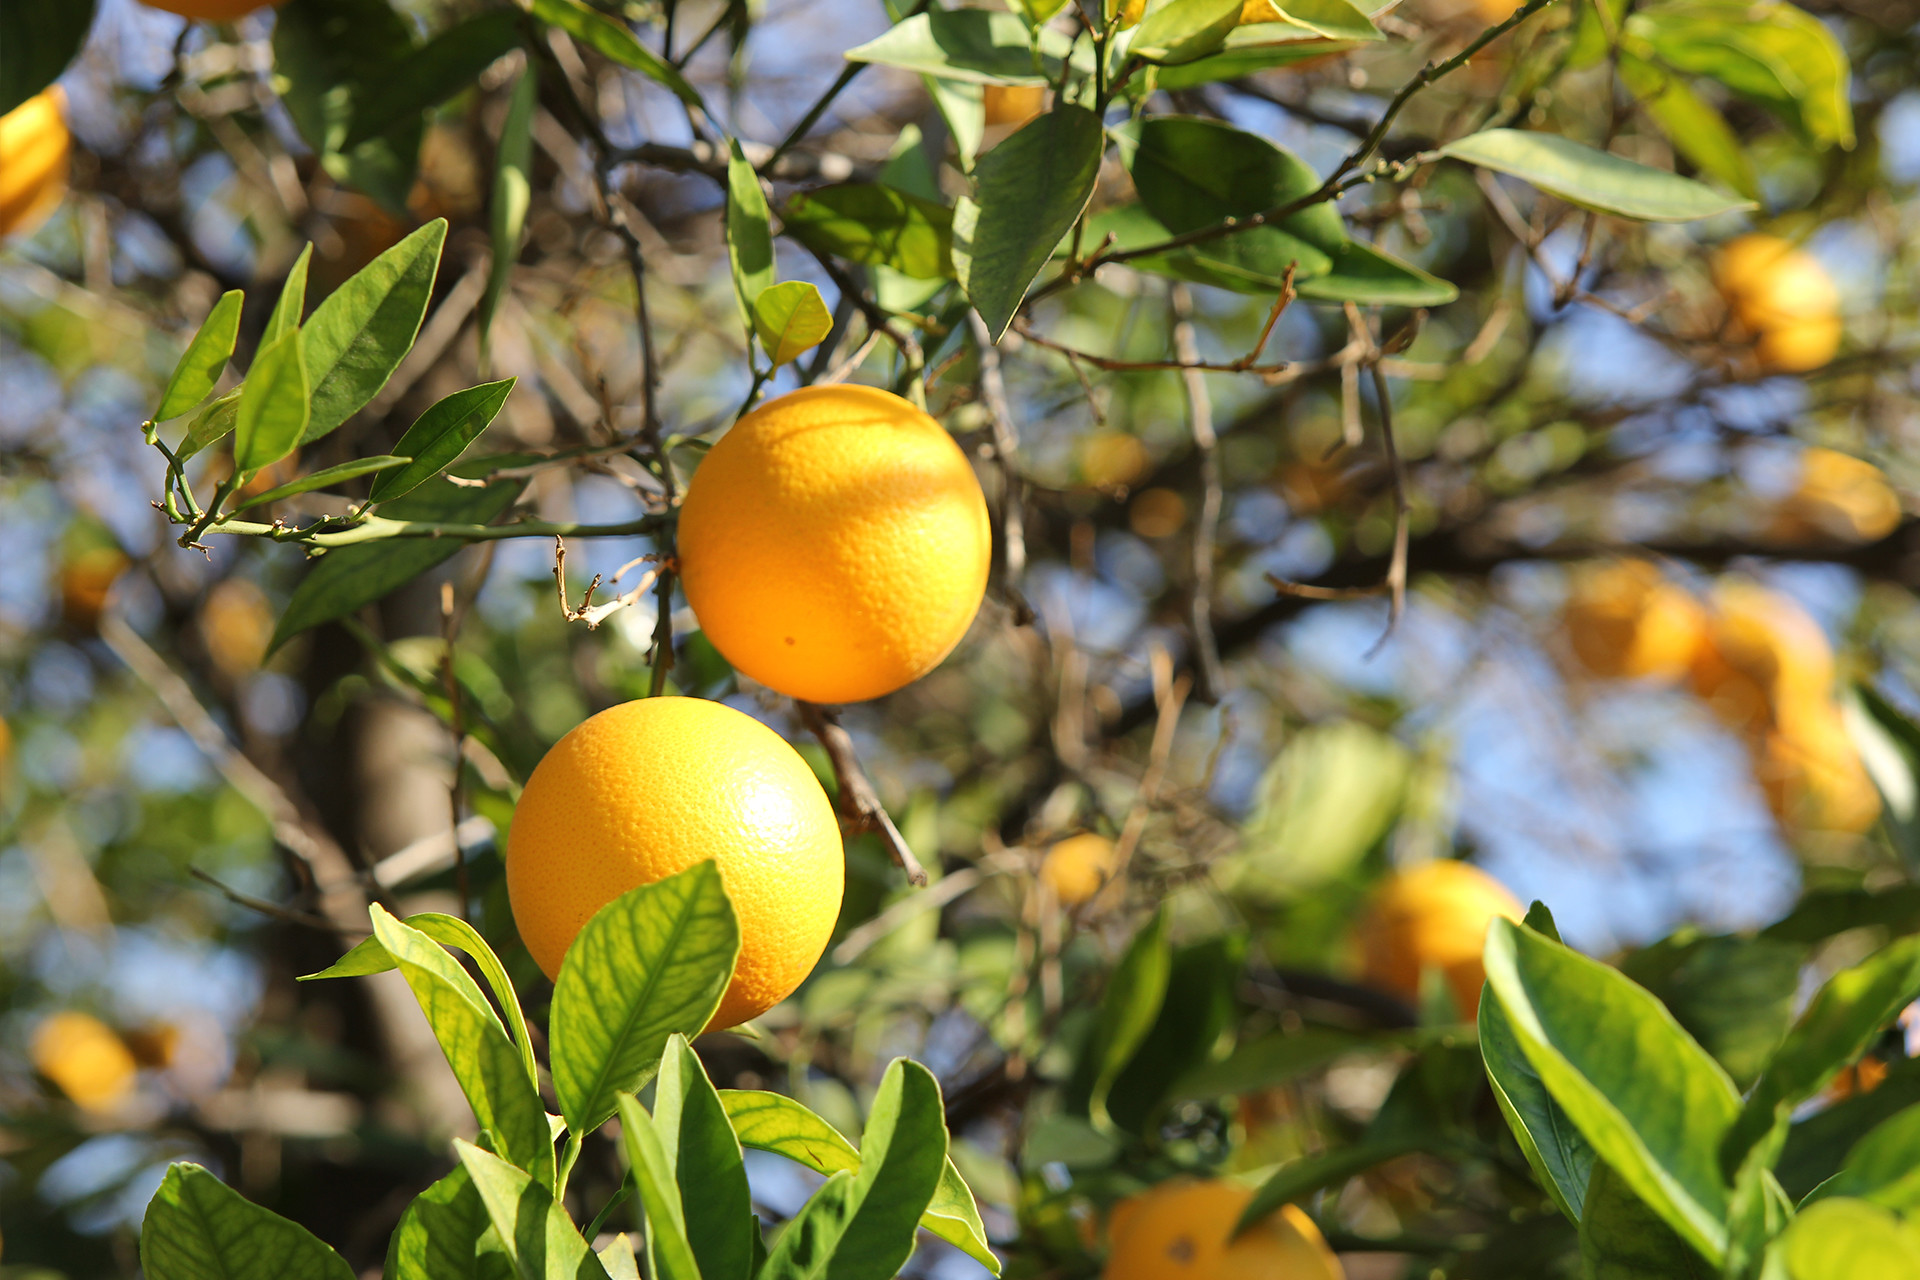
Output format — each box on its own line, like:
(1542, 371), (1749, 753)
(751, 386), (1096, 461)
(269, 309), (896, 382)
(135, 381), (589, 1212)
(828, 1059), (950, 1279)
(1086, 907), (1172, 1131)
(1440, 128), (1755, 221)
(758, 1170), (858, 1280)
(1780, 1198), (1920, 1278)
(232, 328), (311, 474)
(155, 290), (242, 423)
(273, 0), (422, 212)
(613, 1096), (703, 1280)
(1234, 1138), (1425, 1235)
(1633, 1), (1852, 150)
(1169, 1027), (1371, 1101)
(481, 65), (538, 353)
(385, 1165), (513, 1280)
(782, 184), (954, 280)
(1106, 936), (1244, 1133)
(300, 219), (448, 444)
(1619, 54), (1760, 203)
(652, 1036), (753, 1280)
(231, 456), (410, 512)
(179, 388), (240, 461)
(453, 1141), (611, 1280)
(0, 1), (94, 117)
(1154, 38), (1355, 89)
(1129, 0), (1243, 64)
(727, 139), (775, 327)
(1295, 240), (1459, 307)
(1620, 930), (1806, 1088)
(1778, 1058), (1920, 1201)
(345, 11), (522, 150)
(370, 379), (516, 503)
(1806, 1103), (1920, 1211)
(845, 10), (1076, 85)
(752, 282), (834, 366)
(1481, 979), (1595, 1224)
(140, 1163), (354, 1280)
(523, 0), (703, 107)
(1250, 0), (1381, 42)
(1578, 1160), (1715, 1280)
(265, 244), (312, 348)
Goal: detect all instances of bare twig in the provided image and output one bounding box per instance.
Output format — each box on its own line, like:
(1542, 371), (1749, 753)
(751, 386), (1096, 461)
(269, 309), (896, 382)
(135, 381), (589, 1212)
(190, 867), (354, 935)
(796, 702), (928, 886)
(1368, 361), (1412, 654)
(968, 311), (1030, 619)
(1171, 286), (1223, 703)
(554, 537), (663, 629)
(1086, 645), (1191, 915)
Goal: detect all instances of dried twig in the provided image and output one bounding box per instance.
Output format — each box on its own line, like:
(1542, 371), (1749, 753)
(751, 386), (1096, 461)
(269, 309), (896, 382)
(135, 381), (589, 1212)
(796, 702), (928, 886)
(1368, 361), (1412, 654)
(968, 311), (1030, 619)
(1170, 285), (1223, 703)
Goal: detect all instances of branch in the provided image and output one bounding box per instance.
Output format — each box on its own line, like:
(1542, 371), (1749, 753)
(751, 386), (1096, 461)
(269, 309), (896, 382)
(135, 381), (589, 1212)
(795, 702), (928, 886)
(185, 511), (667, 548)
(968, 311), (1031, 621)
(1171, 285), (1223, 703)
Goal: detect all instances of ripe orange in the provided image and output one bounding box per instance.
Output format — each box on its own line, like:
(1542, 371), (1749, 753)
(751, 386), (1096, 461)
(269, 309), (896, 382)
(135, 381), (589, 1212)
(32, 1012), (138, 1113)
(1562, 559), (1704, 683)
(677, 385), (990, 705)
(199, 579), (273, 678)
(1753, 709), (1880, 835)
(1103, 1181), (1344, 1280)
(1355, 860), (1523, 1018)
(60, 547), (130, 632)
(505, 696), (843, 1030)
(1688, 580), (1834, 735)
(1714, 234), (1842, 373)
(1776, 447), (1902, 544)
(1040, 833), (1117, 906)
(0, 90), (70, 243)
(141, 0), (287, 19)
(983, 85), (1047, 129)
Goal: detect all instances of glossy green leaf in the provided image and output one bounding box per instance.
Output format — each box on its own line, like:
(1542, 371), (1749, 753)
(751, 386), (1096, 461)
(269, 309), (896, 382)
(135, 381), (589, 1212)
(752, 282), (834, 366)
(1086, 907), (1172, 1132)
(828, 1059), (950, 1278)
(1482, 918), (1739, 1264)
(385, 1165), (514, 1280)
(372, 906), (554, 1184)
(1577, 1160), (1715, 1280)
(179, 388), (240, 460)
(370, 379), (516, 503)
(0, 1), (94, 116)
(1807, 1104), (1920, 1211)
(265, 244), (312, 349)
(613, 1096), (703, 1280)
(1233, 1138), (1424, 1236)
(300, 218), (448, 444)
(232, 328), (311, 474)
(1620, 930), (1806, 1089)
(1129, 0), (1243, 64)
(481, 64), (538, 353)
(269, 477), (523, 650)
(1481, 986), (1595, 1224)
(782, 184), (954, 280)
(652, 1036), (753, 1280)
(522, 0), (703, 107)
(140, 1163), (354, 1280)
(453, 1141), (611, 1280)
(550, 860), (741, 1134)
(1722, 935), (1920, 1179)
(300, 932), (394, 982)
(1633, 1), (1853, 149)
(155, 290), (242, 423)
(1254, 0), (1381, 42)
(719, 1089), (998, 1274)
(759, 1170), (859, 1280)
(954, 105), (1104, 339)
(228, 456), (408, 513)
(273, 0), (423, 213)
(1619, 54), (1760, 203)
(1154, 38), (1353, 89)
(727, 138), (776, 327)
(1295, 240), (1460, 307)
(844, 10), (1076, 85)
(1781, 1198), (1920, 1279)
(1441, 128), (1755, 221)
(344, 11), (522, 150)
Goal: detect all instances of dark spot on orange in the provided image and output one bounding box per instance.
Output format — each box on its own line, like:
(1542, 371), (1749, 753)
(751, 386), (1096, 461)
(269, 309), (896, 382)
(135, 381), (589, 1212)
(1168, 1235), (1196, 1264)
(784, 636), (795, 645)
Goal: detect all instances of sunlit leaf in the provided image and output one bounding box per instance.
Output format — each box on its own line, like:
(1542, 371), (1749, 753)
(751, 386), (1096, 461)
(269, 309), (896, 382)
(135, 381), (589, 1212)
(727, 138), (775, 328)
(300, 219), (448, 444)
(752, 282), (834, 366)
(140, 1163), (354, 1280)
(1440, 128), (1755, 221)
(386, 1165), (513, 1280)
(453, 1141), (611, 1280)
(232, 328), (310, 474)
(613, 1096), (703, 1280)
(369, 379), (516, 503)
(1128, 0), (1243, 64)
(845, 10), (1077, 85)
(651, 1037), (753, 1280)
(522, 0), (703, 107)
(230, 456), (410, 512)
(264, 244), (311, 348)
(155, 290), (242, 423)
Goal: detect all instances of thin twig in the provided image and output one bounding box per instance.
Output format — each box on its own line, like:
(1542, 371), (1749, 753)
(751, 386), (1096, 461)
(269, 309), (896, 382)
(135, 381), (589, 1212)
(796, 702), (928, 886)
(968, 311), (1030, 621)
(757, 0), (934, 174)
(1170, 285), (1223, 703)
(439, 582), (471, 923)
(190, 867), (356, 935)
(1367, 360), (1412, 655)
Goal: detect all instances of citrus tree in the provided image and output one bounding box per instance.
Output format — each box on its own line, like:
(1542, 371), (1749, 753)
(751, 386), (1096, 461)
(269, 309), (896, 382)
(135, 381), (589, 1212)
(8, 0), (1920, 1277)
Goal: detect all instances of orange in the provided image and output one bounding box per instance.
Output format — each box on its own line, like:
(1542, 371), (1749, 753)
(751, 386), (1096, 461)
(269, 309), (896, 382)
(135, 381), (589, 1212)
(32, 1012), (138, 1113)
(1040, 833), (1117, 906)
(1776, 447), (1902, 544)
(506, 696), (843, 1029)
(1826, 1054), (1890, 1103)
(1753, 708), (1880, 835)
(1714, 234), (1842, 373)
(983, 85), (1047, 129)
(677, 385), (990, 705)
(199, 579), (273, 678)
(1562, 559), (1704, 683)
(0, 90), (70, 243)
(60, 547), (130, 632)
(141, 0), (288, 19)
(1355, 860), (1523, 1019)
(1103, 1180), (1344, 1280)
(1688, 579), (1834, 735)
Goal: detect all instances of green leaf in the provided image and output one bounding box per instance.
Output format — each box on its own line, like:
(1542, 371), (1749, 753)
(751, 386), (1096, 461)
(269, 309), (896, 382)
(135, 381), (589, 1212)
(1129, 0), (1250, 64)
(1441, 128), (1755, 222)
(844, 10), (1076, 84)
(453, 1141), (612, 1280)
(156, 290), (243, 423)
(1105, 937), (1244, 1133)
(1780, 1198), (1920, 1279)
(727, 138), (776, 328)
(1578, 1160), (1715, 1280)
(179, 388), (240, 460)
(269, 477), (523, 650)
(372, 906), (555, 1184)
(1481, 919), (1739, 1264)
(1620, 931), (1807, 1089)
(232, 328), (311, 474)
(1169, 1027), (1370, 1101)
(613, 1096), (704, 1280)
(828, 1059), (950, 1279)
(370, 379), (516, 503)
(273, 0), (423, 213)
(953, 105), (1104, 340)
(1807, 1104), (1920, 1212)
(1632, 1), (1853, 150)
(265, 244), (312, 349)
(720, 1090), (998, 1274)
(596, 1237), (640, 1280)
(140, 1163), (355, 1280)
(300, 932), (395, 982)
(1764, 884), (1920, 945)
(1779, 1059), (1920, 1201)
(752, 282), (834, 366)
(759, 1171), (859, 1280)
(1847, 685), (1920, 870)
(481, 65), (539, 352)
(550, 861), (741, 1135)
(1086, 907), (1172, 1132)
(231, 456), (411, 512)
(522, 0), (703, 108)
(344, 11), (522, 150)
(1480, 986), (1595, 1224)
(782, 184), (955, 280)
(1233, 1138), (1424, 1236)
(1234, 718), (1409, 892)
(1153, 39), (1355, 90)
(1252, 0), (1381, 42)
(1295, 240), (1460, 307)
(300, 219), (449, 445)
(1619, 54), (1760, 203)
(386, 1165), (514, 1280)
(1722, 935), (1920, 1180)
(652, 1036), (753, 1280)
(0, 2), (94, 116)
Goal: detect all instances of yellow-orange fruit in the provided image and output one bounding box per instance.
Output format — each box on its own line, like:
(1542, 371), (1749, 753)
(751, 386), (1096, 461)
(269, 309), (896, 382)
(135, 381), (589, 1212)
(141, 0), (287, 19)
(1562, 559), (1705, 683)
(60, 547), (130, 632)
(1129, 487), (1188, 538)
(1753, 707), (1880, 835)
(1103, 1181), (1344, 1280)
(1688, 580), (1834, 735)
(1355, 861), (1523, 1018)
(677, 386), (990, 705)
(1777, 447), (1902, 544)
(1826, 1055), (1889, 1103)
(1120, 0), (1149, 27)
(1714, 234), (1842, 373)
(120, 1023), (182, 1069)
(199, 579), (273, 678)
(1040, 833), (1117, 906)
(32, 1012), (138, 1113)
(983, 85), (1047, 129)
(1081, 431), (1151, 490)
(0, 90), (70, 243)
(506, 697), (843, 1030)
